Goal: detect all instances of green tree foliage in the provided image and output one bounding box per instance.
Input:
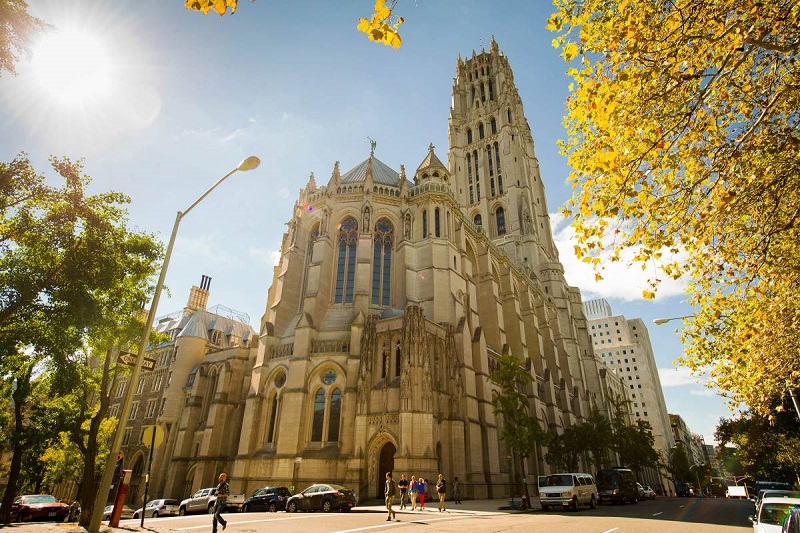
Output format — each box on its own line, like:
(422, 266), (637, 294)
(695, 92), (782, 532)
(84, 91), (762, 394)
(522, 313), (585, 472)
(716, 408), (800, 486)
(669, 443), (693, 484)
(544, 426), (583, 472)
(549, 0), (800, 416)
(0, 155), (162, 524)
(0, 0), (49, 76)
(490, 351), (550, 502)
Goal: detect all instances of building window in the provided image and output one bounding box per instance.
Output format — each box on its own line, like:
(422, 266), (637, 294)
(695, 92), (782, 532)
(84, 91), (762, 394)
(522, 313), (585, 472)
(152, 371), (164, 391)
(490, 178), (496, 197)
(434, 208), (441, 237)
(130, 401), (140, 420)
(474, 214), (482, 227)
(467, 128), (473, 144)
(122, 428), (132, 446)
(372, 219), (393, 306)
(145, 399), (158, 418)
(334, 217), (359, 304)
(422, 210), (428, 237)
(488, 80), (494, 100)
(491, 117), (497, 134)
(476, 182), (481, 201)
(480, 83), (486, 102)
(109, 404), (119, 418)
(136, 378), (146, 395)
(159, 398), (166, 416)
(469, 186), (474, 204)
(327, 389), (342, 442)
(487, 146), (494, 176)
(311, 389), (325, 441)
(496, 207), (506, 235)
(479, 122), (485, 139)
(200, 370), (218, 423)
(266, 395), (279, 444)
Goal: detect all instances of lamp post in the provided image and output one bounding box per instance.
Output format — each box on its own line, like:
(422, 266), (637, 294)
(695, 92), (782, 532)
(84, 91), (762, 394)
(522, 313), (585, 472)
(652, 315), (693, 325)
(88, 156), (260, 533)
(690, 463), (705, 496)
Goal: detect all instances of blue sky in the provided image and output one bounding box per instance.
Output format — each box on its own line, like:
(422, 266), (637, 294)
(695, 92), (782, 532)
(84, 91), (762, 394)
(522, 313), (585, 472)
(0, 0), (731, 443)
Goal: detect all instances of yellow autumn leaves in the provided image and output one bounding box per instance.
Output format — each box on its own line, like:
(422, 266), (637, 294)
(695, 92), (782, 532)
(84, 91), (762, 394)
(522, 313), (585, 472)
(185, 0), (405, 49)
(550, 0), (800, 416)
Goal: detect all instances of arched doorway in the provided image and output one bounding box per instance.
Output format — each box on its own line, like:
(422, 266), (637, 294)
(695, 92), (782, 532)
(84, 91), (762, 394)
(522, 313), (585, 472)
(377, 442), (396, 498)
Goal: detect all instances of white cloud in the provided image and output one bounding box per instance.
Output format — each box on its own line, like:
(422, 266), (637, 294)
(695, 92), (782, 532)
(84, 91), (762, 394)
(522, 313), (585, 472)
(659, 366), (703, 387)
(249, 246), (281, 267)
(689, 388), (716, 397)
(175, 234), (236, 267)
(551, 212), (688, 302)
(221, 128), (246, 143)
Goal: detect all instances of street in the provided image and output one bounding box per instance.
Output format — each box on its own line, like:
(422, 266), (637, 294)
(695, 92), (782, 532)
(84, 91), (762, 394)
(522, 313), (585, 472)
(15, 497), (751, 533)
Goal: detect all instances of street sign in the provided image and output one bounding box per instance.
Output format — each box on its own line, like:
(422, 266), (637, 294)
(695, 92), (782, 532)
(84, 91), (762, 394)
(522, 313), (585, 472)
(142, 425), (165, 449)
(117, 351), (156, 371)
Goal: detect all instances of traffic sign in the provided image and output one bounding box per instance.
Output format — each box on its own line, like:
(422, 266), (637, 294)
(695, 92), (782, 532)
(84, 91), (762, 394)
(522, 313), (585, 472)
(117, 351), (156, 371)
(142, 425), (165, 449)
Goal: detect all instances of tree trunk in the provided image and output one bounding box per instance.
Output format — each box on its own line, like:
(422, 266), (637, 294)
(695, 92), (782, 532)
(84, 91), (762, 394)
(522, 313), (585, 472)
(0, 368), (32, 524)
(519, 455), (531, 509)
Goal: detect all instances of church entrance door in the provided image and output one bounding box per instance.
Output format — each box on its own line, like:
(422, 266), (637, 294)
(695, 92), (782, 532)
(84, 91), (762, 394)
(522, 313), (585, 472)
(377, 442), (396, 498)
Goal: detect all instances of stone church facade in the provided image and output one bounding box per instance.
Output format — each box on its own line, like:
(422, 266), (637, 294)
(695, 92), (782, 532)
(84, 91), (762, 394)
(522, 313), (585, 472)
(120, 39), (629, 503)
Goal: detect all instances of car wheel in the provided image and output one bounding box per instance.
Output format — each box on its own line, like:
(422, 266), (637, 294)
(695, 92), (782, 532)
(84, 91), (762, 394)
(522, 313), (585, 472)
(104, 515), (110, 521)
(153, 511), (159, 518)
(17, 512), (26, 523)
(242, 504), (249, 513)
(570, 496), (579, 511)
(322, 500), (332, 513)
(287, 501), (297, 513)
(589, 495), (597, 509)
(268, 502), (277, 513)
(208, 505), (215, 514)
(541, 505), (549, 512)
(179, 507), (186, 516)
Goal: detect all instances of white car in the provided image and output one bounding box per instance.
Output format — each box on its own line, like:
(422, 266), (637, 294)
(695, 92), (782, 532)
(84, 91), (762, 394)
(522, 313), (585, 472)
(643, 486), (657, 500)
(539, 473), (598, 511)
(133, 498), (180, 519)
(751, 497), (800, 533)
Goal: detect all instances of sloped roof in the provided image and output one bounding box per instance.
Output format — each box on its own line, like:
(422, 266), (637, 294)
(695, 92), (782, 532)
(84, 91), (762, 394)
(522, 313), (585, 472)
(155, 309), (255, 342)
(340, 156), (410, 187)
(416, 144), (448, 175)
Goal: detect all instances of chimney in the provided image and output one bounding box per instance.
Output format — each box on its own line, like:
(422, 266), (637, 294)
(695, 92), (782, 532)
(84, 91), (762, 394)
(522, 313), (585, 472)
(185, 275), (211, 313)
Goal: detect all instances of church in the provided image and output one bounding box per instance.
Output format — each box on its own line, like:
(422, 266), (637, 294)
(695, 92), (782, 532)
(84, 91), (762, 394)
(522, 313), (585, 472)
(121, 38), (629, 503)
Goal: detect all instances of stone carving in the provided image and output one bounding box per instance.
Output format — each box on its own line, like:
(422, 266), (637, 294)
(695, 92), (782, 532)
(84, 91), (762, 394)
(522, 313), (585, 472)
(363, 206), (371, 230)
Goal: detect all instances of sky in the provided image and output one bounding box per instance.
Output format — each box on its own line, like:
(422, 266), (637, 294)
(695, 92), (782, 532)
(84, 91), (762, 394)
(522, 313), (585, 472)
(0, 0), (732, 444)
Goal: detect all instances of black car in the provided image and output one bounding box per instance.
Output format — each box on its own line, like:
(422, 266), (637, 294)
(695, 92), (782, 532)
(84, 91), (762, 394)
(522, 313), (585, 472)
(596, 468), (639, 504)
(242, 486), (291, 513)
(286, 484), (356, 513)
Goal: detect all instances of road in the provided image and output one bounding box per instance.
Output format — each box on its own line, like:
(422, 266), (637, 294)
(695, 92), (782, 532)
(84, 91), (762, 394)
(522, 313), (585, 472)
(110, 497), (753, 533)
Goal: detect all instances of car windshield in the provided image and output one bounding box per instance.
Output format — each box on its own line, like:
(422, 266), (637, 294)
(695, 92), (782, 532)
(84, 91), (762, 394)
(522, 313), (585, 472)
(545, 475), (573, 487)
(22, 495), (57, 504)
(596, 471), (618, 485)
(329, 484), (348, 491)
(760, 503), (800, 525)
(164, 500), (179, 505)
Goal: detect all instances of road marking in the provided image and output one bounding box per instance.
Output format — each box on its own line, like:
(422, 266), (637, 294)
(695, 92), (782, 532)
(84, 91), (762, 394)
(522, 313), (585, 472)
(652, 512), (663, 516)
(176, 514), (321, 530)
(332, 514), (473, 533)
(602, 528), (619, 533)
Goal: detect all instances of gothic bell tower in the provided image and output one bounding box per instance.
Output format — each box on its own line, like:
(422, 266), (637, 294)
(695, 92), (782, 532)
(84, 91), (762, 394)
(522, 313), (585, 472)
(447, 36), (559, 270)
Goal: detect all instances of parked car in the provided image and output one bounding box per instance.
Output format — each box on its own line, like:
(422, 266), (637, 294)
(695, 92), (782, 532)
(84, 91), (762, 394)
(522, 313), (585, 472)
(643, 486), (657, 500)
(242, 486), (292, 513)
(179, 487), (246, 515)
(103, 504), (135, 521)
(782, 507), (800, 533)
(285, 483), (356, 513)
(133, 499), (180, 519)
(676, 482), (694, 497)
(10, 494), (69, 522)
(750, 497), (800, 533)
(539, 473), (597, 511)
(596, 468), (638, 504)
(755, 490), (800, 513)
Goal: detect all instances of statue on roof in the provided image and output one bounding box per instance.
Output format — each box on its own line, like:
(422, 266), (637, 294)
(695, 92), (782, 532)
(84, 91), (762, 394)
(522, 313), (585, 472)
(368, 136), (377, 156)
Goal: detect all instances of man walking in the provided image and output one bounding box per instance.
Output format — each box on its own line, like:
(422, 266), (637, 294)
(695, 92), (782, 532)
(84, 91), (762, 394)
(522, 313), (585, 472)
(212, 472), (229, 532)
(436, 473), (447, 512)
(398, 474), (409, 510)
(385, 472), (397, 521)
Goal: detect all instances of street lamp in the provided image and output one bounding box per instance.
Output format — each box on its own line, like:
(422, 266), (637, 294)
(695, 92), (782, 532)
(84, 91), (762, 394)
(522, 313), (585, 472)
(88, 156), (260, 533)
(653, 315), (693, 325)
(690, 463), (705, 496)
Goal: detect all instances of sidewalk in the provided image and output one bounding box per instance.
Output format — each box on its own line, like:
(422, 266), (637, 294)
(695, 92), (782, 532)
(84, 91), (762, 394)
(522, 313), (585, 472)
(1, 498), (541, 533)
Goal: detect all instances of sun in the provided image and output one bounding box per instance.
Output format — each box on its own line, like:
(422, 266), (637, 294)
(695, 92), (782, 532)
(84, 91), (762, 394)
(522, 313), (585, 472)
(30, 29), (112, 105)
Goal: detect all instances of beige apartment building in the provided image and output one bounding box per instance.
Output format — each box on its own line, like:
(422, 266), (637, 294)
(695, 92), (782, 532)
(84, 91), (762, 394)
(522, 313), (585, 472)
(112, 39), (630, 504)
(584, 298), (675, 494)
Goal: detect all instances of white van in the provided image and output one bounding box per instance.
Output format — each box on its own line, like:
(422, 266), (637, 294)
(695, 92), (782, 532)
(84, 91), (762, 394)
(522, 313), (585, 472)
(539, 472), (598, 511)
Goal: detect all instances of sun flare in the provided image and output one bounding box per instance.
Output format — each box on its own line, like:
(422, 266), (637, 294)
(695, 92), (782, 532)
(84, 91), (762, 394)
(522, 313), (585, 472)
(31, 29), (112, 105)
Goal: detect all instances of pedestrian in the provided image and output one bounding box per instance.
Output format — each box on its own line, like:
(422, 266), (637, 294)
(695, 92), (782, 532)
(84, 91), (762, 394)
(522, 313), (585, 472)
(212, 472), (229, 532)
(453, 476), (461, 504)
(418, 477), (427, 510)
(409, 476), (418, 510)
(385, 471), (397, 521)
(398, 474), (409, 510)
(436, 473), (447, 512)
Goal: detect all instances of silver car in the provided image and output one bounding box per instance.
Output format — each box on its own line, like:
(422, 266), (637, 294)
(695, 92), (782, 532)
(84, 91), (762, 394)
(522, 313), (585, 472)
(133, 498), (180, 519)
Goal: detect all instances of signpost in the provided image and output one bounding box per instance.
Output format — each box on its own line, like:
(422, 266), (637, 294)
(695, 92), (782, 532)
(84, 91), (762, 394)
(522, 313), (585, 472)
(117, 351), (156, 371)
(139, 424), (165, 528)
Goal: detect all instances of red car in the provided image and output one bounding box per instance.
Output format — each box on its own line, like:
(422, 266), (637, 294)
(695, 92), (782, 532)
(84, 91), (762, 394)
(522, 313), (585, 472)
(11, 494), (70, 522)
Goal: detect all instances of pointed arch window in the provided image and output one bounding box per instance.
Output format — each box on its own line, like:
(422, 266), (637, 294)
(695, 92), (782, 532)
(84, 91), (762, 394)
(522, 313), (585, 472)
(494, 142), (502, 173)
(479, 123), (485, 139)
(476, 182), (481, 201)
(467, 153), (473, 184)
(467, 128), (473, 144)
(311, 389), (325, 441)
(490, 178), (496, 197)
(335, 217), (358, 304)
(507, 108), (512, 123)
(469, 186), (474, 204)
(487, 146), (494, 176)
(480, 82), (486, 102)
(200, 370), (218, 424)
(266, 394), (279, 444)
(488, 80), (494, 101)
(395, 342), (401, 378)
(422, 210), (428, 238)
(327, 389), (341, 442)
(490, 117), (497, 134)
(496, 207), (506, 236)
(372, 219), (393, 306)
(474, 214), (482, 227)
(434, 208), (441, 237)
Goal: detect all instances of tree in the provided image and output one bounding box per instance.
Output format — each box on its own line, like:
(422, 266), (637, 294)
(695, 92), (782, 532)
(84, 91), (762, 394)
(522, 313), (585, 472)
(580, 407), (613, 471)
(549, 0), (800, 416)
(0, 155), (162, 524)
(0, 0), (49, 77)
(490, 352), (551, 505)
(668, 443), (693, 484)
(544, 426), (583, 472)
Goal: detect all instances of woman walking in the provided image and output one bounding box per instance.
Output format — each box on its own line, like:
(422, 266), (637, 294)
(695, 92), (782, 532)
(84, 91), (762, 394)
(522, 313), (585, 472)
(409, 476), (418, 510)
(417, 478), (427, 510)
(452, 476), (461, 504)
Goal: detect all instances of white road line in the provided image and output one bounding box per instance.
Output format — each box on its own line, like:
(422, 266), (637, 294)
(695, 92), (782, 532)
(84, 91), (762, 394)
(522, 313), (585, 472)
(332, 514), (473, 533)
(602, 528), (619, 533)
(652, 511), (663, 516)
(176, 514), (322, 530)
